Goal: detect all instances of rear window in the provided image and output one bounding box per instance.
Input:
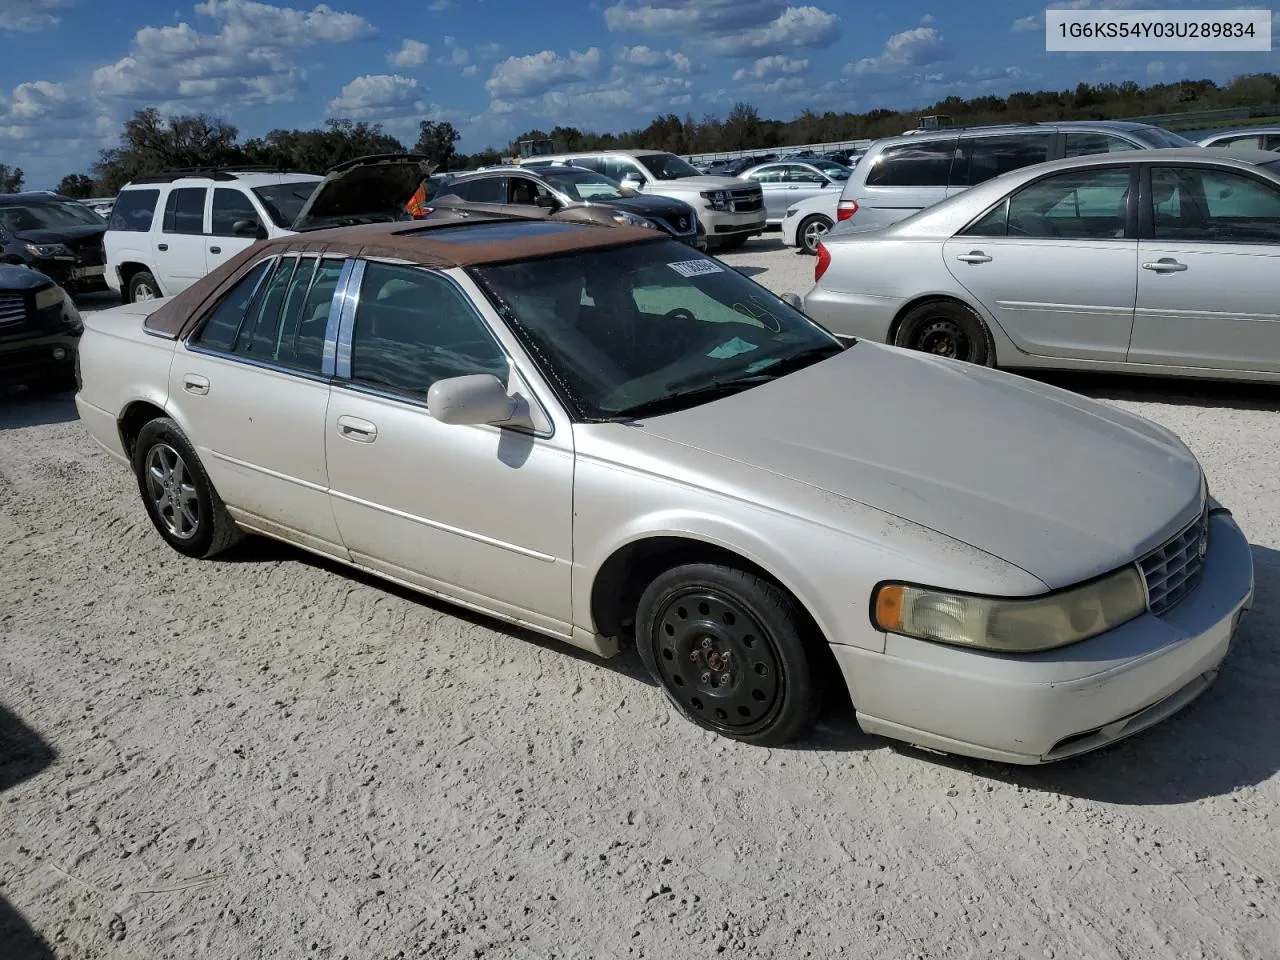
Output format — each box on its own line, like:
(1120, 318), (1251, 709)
(864, 139), (957, 188)
(107, 189), (160, 232)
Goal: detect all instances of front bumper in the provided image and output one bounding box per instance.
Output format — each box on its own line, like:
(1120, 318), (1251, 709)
(0, 329), (80, 388)
(833, 510), (1255, 764)
(700, 208), (766, 236)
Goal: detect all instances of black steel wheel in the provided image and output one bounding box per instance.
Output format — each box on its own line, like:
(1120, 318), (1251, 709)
(636, 563), (823, 746)
(893, 299), (994, 366)
(132, 417), (242, 558)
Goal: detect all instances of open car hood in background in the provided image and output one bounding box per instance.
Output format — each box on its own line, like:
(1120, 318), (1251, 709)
(291, 153), (437, 232)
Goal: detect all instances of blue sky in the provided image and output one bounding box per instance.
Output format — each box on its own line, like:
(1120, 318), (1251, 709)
(1, 0), (1277, 187)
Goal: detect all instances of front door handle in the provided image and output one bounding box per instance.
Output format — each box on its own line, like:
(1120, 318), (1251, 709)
(183, 374), (210, 396)
(336, 415), (378, 443)
(157, 243), (169, 252)
(955, 251), (992, 264)
(1142, 258), (1187, 273)
(209, 246), (221, 254)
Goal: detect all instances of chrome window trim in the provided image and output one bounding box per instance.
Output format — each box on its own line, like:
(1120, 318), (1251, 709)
(332, 258), (366, 380)
(323, 258), (358, 378)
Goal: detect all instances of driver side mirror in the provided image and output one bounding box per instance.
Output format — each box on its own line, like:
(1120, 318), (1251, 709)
(233, 218), (267, 239)
(428, 374), (523, 427)
(535, 194), (560, 209)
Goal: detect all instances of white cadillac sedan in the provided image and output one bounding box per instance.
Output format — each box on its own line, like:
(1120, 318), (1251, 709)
(74, 215), (1254, 763)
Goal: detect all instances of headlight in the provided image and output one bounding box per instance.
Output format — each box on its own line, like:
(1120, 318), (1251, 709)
(611, 211), (656, 229)
(700, 190), (731, 212)
(872, 567), (1147, 653)
(25, 242), (75, 260)
(34, 285), (65, 310)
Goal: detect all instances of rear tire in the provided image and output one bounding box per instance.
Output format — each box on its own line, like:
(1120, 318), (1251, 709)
(893, 299), (995, 366)
(133, 417), (242, 558)
(128, 270), (161, 304)
(797, 214), (832, 255)
(636, 563), (823, 746)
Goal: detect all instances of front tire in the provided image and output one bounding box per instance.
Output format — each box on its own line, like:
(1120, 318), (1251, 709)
(797, 214), (832, 255)
(128, 270), (161, 304)
(893, 299), (995, 366)
(133, 417), (242, 558)
(636, 563), (823, 746)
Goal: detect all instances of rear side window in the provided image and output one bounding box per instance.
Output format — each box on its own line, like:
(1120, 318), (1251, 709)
(464, 177), (506, 204)
(162, 187), (207, 235)
(191, 260), (273, 351)
(952, 134), (1052, 187)
(107, 189), (159, 232)
(864, 139), (956, 187)
(349, 263), (507, 398)
(231, 255), (341, 372)
(1064, 133), (1140, 157)
(211, 188), (261, 236)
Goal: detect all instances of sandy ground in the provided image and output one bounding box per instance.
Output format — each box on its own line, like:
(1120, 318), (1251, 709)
(2, 236), (1279, 959)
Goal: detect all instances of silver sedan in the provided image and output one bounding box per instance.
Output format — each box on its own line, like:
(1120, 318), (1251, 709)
(739, 160), (849, 224)
(804, 148), (1280, 381)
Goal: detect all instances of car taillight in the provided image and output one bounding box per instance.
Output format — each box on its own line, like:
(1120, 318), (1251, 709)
(836, 199), (858, 221)
(815, 242), (831, 282)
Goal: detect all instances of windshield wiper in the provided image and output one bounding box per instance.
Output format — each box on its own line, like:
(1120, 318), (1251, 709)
(661, 343), (846, 396)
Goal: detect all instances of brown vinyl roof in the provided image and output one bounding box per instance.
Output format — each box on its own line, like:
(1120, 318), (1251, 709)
(143, 216), (661, 339)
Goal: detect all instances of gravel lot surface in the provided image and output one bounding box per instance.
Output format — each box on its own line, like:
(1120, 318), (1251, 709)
(2, 236), (1278, 959)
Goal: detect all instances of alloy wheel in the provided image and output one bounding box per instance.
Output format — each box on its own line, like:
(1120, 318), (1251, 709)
(145, 442), (199, 540)
(802, 219), (830, 253)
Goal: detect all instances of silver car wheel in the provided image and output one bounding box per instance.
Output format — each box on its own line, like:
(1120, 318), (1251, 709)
(134, 282), (157, 301)
(801, 216), (830, 254)
(145, 442), (200, 540)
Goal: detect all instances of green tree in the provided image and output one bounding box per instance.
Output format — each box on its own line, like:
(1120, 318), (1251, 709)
(412, 120), (461, 170)
(56, 173), (96, 198)
(0, 163), (25, 193)
(243, 119), (406, 173)
(93, 108), (245, 192)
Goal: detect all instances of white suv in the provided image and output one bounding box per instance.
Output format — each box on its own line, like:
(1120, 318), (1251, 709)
(523, 150), (765, 250)
(104, 170), (322, 302)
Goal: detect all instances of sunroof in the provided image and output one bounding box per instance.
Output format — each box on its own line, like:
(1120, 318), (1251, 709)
(406, 220), (590, 245)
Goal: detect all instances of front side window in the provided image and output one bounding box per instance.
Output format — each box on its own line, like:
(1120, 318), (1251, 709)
(864, 139), (957, 187)
(634, 153), (702, 181)
(1002, 168), (1132, 239)
(211, 188), (261, 236)
(191, 260), (273, 352)
(349, 262), (508, 398)
(601, 157), (645, 182)
(471, 240), (843, 420)
(1064, 133), (1140, 158)
(782, 164), (828, 184)
(953, 134), (1052, 187)
(748, 166), (784, 184)
(252, 181), (318, 228)
(162, 187), (207, 235)
(107, 190), (160, 232)
(540, 168), (622, 201)
(508, 177), (554, 206)
(1151, 166), (1280, 243)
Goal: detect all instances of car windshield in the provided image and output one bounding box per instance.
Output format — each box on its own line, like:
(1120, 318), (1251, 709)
(810, 160), (852, 180)
(471, 239), (844, 420)
(0, 200), (104, 231)
(1262, 159), (1280, 176)
(539, 168), (624, 201)
(252, 181), (319, 227)
(1129, 126), (1197, 148)
(635, 153), (704, 181)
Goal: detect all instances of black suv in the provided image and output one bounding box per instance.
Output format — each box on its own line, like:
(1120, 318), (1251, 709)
(0, 264), (82, 392)
(0, 192), (108, 293)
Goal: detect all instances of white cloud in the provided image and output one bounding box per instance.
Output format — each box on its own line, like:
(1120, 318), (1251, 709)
(326, 74), (422, 117)
(92, 0), (376, 108)
(845, 26), (950, 77)
(732, 55), (808, 81)
(605, 1), (839, 56)
(1012, 15), (1039, 33)
(921, 13), (935, 24)
(485, 47), (604, 98)
(618, 45), (694, 72)
(1012, 0), (1157, 32)
(428, 0), (451, 10)
(439, 35), (470, 67)
(475, 41), (504, 60)
(0, 0), (73, 31)
(462, 64), (478, 78)
(389, 38), (429, 68)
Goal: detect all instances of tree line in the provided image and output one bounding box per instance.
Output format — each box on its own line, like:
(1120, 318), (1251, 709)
(5, 72), (1278, 197)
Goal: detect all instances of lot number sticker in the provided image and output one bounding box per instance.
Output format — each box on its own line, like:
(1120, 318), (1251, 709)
(668, 259), (724, 278)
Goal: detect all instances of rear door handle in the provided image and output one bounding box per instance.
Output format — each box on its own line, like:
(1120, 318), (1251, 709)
(209, 246), (221, 254)
(157, 243), (169, 252)
(337, 415), (378, 443)
(955, 251), (992, 264)
(183, 374), (210, 396)
(1142, 259), (1187, 273)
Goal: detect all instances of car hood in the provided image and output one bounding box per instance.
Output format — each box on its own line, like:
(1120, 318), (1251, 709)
(636, 343), (1203, 589)
(653, 175), (760, 193)
(291, 153), (437, 231)
(12, 224), (106, 245)
(603, 195), (694, 221)
(0, 263), (57, 291)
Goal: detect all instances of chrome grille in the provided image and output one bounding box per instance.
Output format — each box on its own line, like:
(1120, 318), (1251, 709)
(0, 294), (26, 327)
(1139, 509), (1209, 615)
(728, 187), (763, 213)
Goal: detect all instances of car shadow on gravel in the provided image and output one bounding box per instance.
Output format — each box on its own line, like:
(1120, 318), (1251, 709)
(219, 536), (660, 687)
(1029, 371), (1280, 412)
(881, 543), (1280, 805)
(0, 704), (57, 959)
(0, 390), (78, 430)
